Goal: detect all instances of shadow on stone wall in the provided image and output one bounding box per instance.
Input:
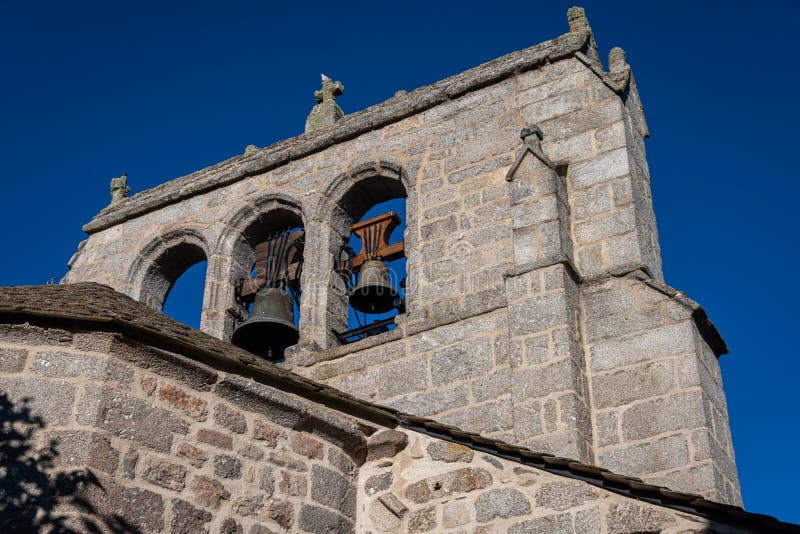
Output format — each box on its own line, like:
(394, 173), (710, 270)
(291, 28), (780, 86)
(0, 393), (140, 533)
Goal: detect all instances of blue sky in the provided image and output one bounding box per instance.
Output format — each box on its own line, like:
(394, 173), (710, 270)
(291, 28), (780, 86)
(1, 0), (798, 523)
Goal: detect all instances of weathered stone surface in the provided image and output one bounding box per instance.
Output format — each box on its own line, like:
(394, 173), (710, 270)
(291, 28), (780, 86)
(215, 374), (307, 428)
(76, 475), (164, 532)
(253, 419), (282, 446)
(475, 488), (531, 522)
(592, 359), (674, 408)
(621, 390), (705, 441)
(430, 337), (493, 385)
(214, 454), (242, 479)
(170, 499), (212, 534)
(32, 351), (132, 386)
(234, 493), (265, 516)
(600, 434), (690, 476)
(279, 470), (308, 496)
(267, 499), (294, 530)
(290, 433), (324, 459)
(408, 506), (437, 532)
(378, 356), (428, 397)
(191, 475), (230, 508)
(158, 384), (207, 420)
(365, 472), (393, 495)
(259, 466), (276, 494)
(220, 517), (243, 534)
(590, 322), (695, 372)
(534, 480), (597, 511)
(377, 492), (408, 518)
(405, 467), (492, 503)
(122, 446), (139, 478)
(367, 429), (409, 461)
(299, 504), (354, 534)
(177, 441), (208, 466)
(426, 441), (474, 463)
(606, 502), (676, 534)
(369, 498), (401, 532)
(142, 457), (187, 490)
(0, 377), (74, 425)
(328, 447), (357, 477)
(109, 337), (217, 391)
(0, 347), (27, 372)
(197, 428), (233, 450)
(443, 500), (471, 528)
(214, 403), (247, 433)
(49, 430), (119, 474)
(311, 465), (356, 518)
(77, 385), (188, 453)
(508, 512), (573, 534)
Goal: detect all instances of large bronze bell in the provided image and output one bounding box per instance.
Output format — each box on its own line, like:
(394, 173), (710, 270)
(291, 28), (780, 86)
(232, 286), (298, 361)
(350, 259), (399, 314)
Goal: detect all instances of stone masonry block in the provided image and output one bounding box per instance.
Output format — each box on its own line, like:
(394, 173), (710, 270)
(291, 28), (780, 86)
(475, 488), (531, 522)
(592, 359), (675, 409)
(311, 465), (356, 519)
(621, 390), (706, 441)
(215, 374), (308, 429)
(32, 351), (133, 386)
(599, 434), (690, 477)
(590, 321), (696, 372)
(430, 337), (493, 386)
(49, 430), (120, 474)
(77, 385), (189, 453)
(512, 358), (578, 404)
(508, 291), (571, 337)
(0, 347), (27, 372)
(570, 147), (630, 190)
(0, 377), (75, 425)
(378, 356), (428, 398)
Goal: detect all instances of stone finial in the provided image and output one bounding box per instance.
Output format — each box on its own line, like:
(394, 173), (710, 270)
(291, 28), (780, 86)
(244, 144), (258, 155)
(608, 47), (631, 90)
(305, 74), (345, 133)
(567, 7), (600, 65)
(109, 173), (130, 206)
(567, 6), (590, 33)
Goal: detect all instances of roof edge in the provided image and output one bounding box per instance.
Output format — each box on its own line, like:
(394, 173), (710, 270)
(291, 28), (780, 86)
(83, 30), (590, 235)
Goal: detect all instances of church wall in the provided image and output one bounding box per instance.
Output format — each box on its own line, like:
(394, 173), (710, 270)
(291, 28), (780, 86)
(0, 322), (364, 533)
(357, 429), (746, 533)
(60, 27), (740, 505)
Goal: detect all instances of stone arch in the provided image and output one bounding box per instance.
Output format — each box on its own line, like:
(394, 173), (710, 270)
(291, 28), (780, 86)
(205, 193), (307, 341)
(215, 194), (307, 285)
(321, 158), (412, 226)
(316, 158), (416, 345)
(127, 226), (210, 312)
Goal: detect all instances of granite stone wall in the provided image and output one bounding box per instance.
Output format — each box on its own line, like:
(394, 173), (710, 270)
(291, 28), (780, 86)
(60, 12), (741, 506)
(357, 429), (744, 533)
(0, 323), (364, 533)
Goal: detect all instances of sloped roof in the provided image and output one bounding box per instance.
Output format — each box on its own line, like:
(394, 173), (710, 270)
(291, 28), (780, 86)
(0, 283), (796, 532)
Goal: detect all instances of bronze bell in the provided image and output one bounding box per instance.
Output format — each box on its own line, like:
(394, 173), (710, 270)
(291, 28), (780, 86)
(350, 259), (399, 314)
(232, 286), (298, 361)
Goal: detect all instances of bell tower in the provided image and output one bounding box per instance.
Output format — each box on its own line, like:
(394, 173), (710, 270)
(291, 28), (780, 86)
(63, 7), (741, 505)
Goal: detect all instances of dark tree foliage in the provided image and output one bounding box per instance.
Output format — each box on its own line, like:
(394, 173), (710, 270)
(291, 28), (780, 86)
(0, 393), (140, 533)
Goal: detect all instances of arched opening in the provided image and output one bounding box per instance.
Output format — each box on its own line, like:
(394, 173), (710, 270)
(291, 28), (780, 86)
(228, 205), (305, 361)
(330, 167), (408, 345)
(162, 259), (208, 329)
(138, 240), (208, 316)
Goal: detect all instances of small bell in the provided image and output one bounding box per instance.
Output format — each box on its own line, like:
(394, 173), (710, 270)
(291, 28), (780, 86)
(350, 259), (399, 314)
(232, 286), (298, 361)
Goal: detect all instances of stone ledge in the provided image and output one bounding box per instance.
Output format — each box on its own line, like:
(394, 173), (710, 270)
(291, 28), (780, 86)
(82, 31), (590, 235)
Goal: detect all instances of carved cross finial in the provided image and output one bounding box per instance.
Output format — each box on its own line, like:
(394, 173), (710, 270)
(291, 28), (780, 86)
(306, 74), (345, 133)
